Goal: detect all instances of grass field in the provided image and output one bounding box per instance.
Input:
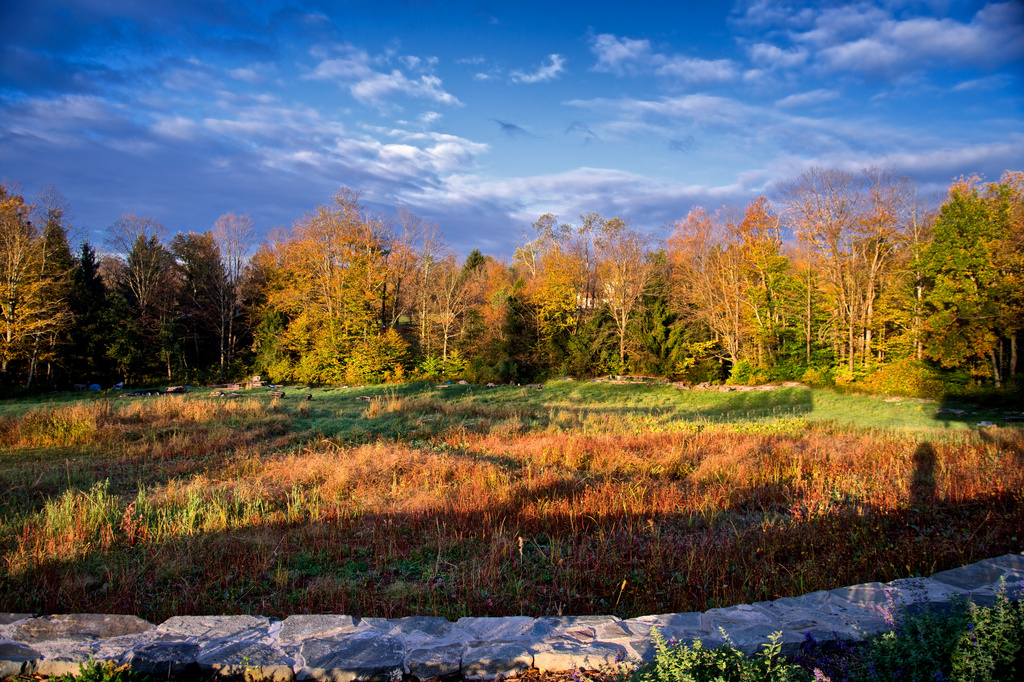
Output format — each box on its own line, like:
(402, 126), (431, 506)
(0, 380), (1021, 623)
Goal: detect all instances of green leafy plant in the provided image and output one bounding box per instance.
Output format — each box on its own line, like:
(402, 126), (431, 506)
(53, 658), (150, 682)
(630, 628), (810, 682)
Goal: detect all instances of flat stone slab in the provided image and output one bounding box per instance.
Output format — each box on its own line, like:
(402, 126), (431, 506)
(626, 612), (702, 642)
(280, 616), (361, 646)
(4, 614), (154, 644)
(701, 604), (781, 633)
(403, 643), (464, 678)
(0, 616), (32, 627)
(455, 616), (535, 643)
(362, 616), (459, 646)
(125, 641), (200, 678)
(930, 555), (1024, 591)
(531, 641), (626, 671)
(461, 642), (532, 678)
(827, 582), (894, 608)
(0, 641), (40, 678)
(197, 640), (294, 682)
(299, 632), (404, 682)
(157, 615), (271, 641)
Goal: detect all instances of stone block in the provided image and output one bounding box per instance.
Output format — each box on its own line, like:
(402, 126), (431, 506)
(0, 640), (40, 678)
(126, 641), (200, 678)
(279, 616), (360, 646)
(157, 615), (271, 642)
(700, 623), (801, 657)
(531, 641), (626, 671)
(885, 577), (968, 605)
(626, 613), (701, 643)
(31, 646), (98, 678)
(7, 614), (154, 644)
(461, 642), (532, 678)
(403, 643), (464, 678)
(526, 616), (620, 643)
(701, 604), (781, 633)
(364, 616), (458, 647)
(0, 615), (32, 627)
(752, 601), (860, 639)
(827, 583), (893, 608)
(298, 632), (404, 682)
(454, 616), (535, 643)
(928, 555), (1024, 594)
(197, 640), (294, 681)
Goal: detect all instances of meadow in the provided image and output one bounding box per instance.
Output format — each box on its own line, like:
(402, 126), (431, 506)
(0, 381), (1021, 624)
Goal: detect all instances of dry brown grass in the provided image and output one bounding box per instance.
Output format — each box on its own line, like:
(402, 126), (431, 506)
(1, 389), (1022, 623)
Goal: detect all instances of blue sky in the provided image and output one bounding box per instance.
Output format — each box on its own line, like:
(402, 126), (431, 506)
(1, 0), (1021, 254)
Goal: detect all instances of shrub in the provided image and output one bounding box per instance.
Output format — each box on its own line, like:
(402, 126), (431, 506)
(800, 365), (834, 387)
(728, 361), (770, 386)
(53, 658), (150, 682)
(845, 581), (1023, 682)
(859, 359), (945, 399)
(630, 628), (810, 682)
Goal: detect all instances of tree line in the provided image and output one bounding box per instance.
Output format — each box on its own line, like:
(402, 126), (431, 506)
(1, 168), (1020, 396)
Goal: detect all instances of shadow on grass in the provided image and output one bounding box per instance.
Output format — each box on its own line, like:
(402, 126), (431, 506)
(3, 475), (1021, 625)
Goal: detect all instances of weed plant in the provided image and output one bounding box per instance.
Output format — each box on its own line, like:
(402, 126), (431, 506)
(627, 629), (809, 682)
(0, 383), (1021, 623)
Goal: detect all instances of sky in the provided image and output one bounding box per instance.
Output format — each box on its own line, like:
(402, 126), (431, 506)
(1, 0), (1022, 255)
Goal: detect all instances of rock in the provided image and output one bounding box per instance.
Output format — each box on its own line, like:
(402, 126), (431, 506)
(701, 604), (781, 635)
(929, 554), (1024, 592)
(0, 615), (32, 627)
(279, 616), (360, 647)
(0, 640), (41, 678)
(197, 640), (294, 682)
(461, 642), (532, 679)
(827, 582), (894, 608)
(363, 616), (458, 647)
(454, 616), (535, 643)
(531, 641), (626, 671)
(626, 612), (702, 643)
(403, 643), (465, 678)
(6, 614), (154, 644)
(526, 616), (622, 642)
(126, 641), (200, 678)
(156, 615), (271, 641)
(298, 632), (404, 682)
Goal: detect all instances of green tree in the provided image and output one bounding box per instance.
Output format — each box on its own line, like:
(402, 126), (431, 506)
(921, 179), (1006, 383)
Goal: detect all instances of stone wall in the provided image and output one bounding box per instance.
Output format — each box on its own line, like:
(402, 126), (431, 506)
(1, 553), (1021, 681)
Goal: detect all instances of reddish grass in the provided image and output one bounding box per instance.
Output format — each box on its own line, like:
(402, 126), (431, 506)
(0, 396), (1022, 623)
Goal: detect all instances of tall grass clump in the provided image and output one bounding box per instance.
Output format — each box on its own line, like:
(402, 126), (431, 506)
(1, 401), (110, 447)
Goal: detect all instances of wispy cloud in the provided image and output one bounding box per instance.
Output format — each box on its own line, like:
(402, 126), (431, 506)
(775, 89), (839, 108)
(590, 34), (738, 84)
(306, 44), (460, 106)
(736, 1), (1024, 79)
(510, 54), (566, 83)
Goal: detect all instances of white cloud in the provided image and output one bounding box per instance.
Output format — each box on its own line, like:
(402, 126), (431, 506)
(590, 34), (653, 75)
(775, 89), (840, 108)
(791, 1), (1024, 77)
(656, 56), (738, 83)
(306, 45), (461, 106)
(510, 54), (566, 84)
(747, 43), (808, 69)
(228, 67), (262, 84)
(590, 33), (737, 84)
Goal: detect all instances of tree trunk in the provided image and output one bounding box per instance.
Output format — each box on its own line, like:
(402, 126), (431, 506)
(26, 333), (41, 387)
(1011, 334), (1018, 376)
(991, 349), (1002, 387)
